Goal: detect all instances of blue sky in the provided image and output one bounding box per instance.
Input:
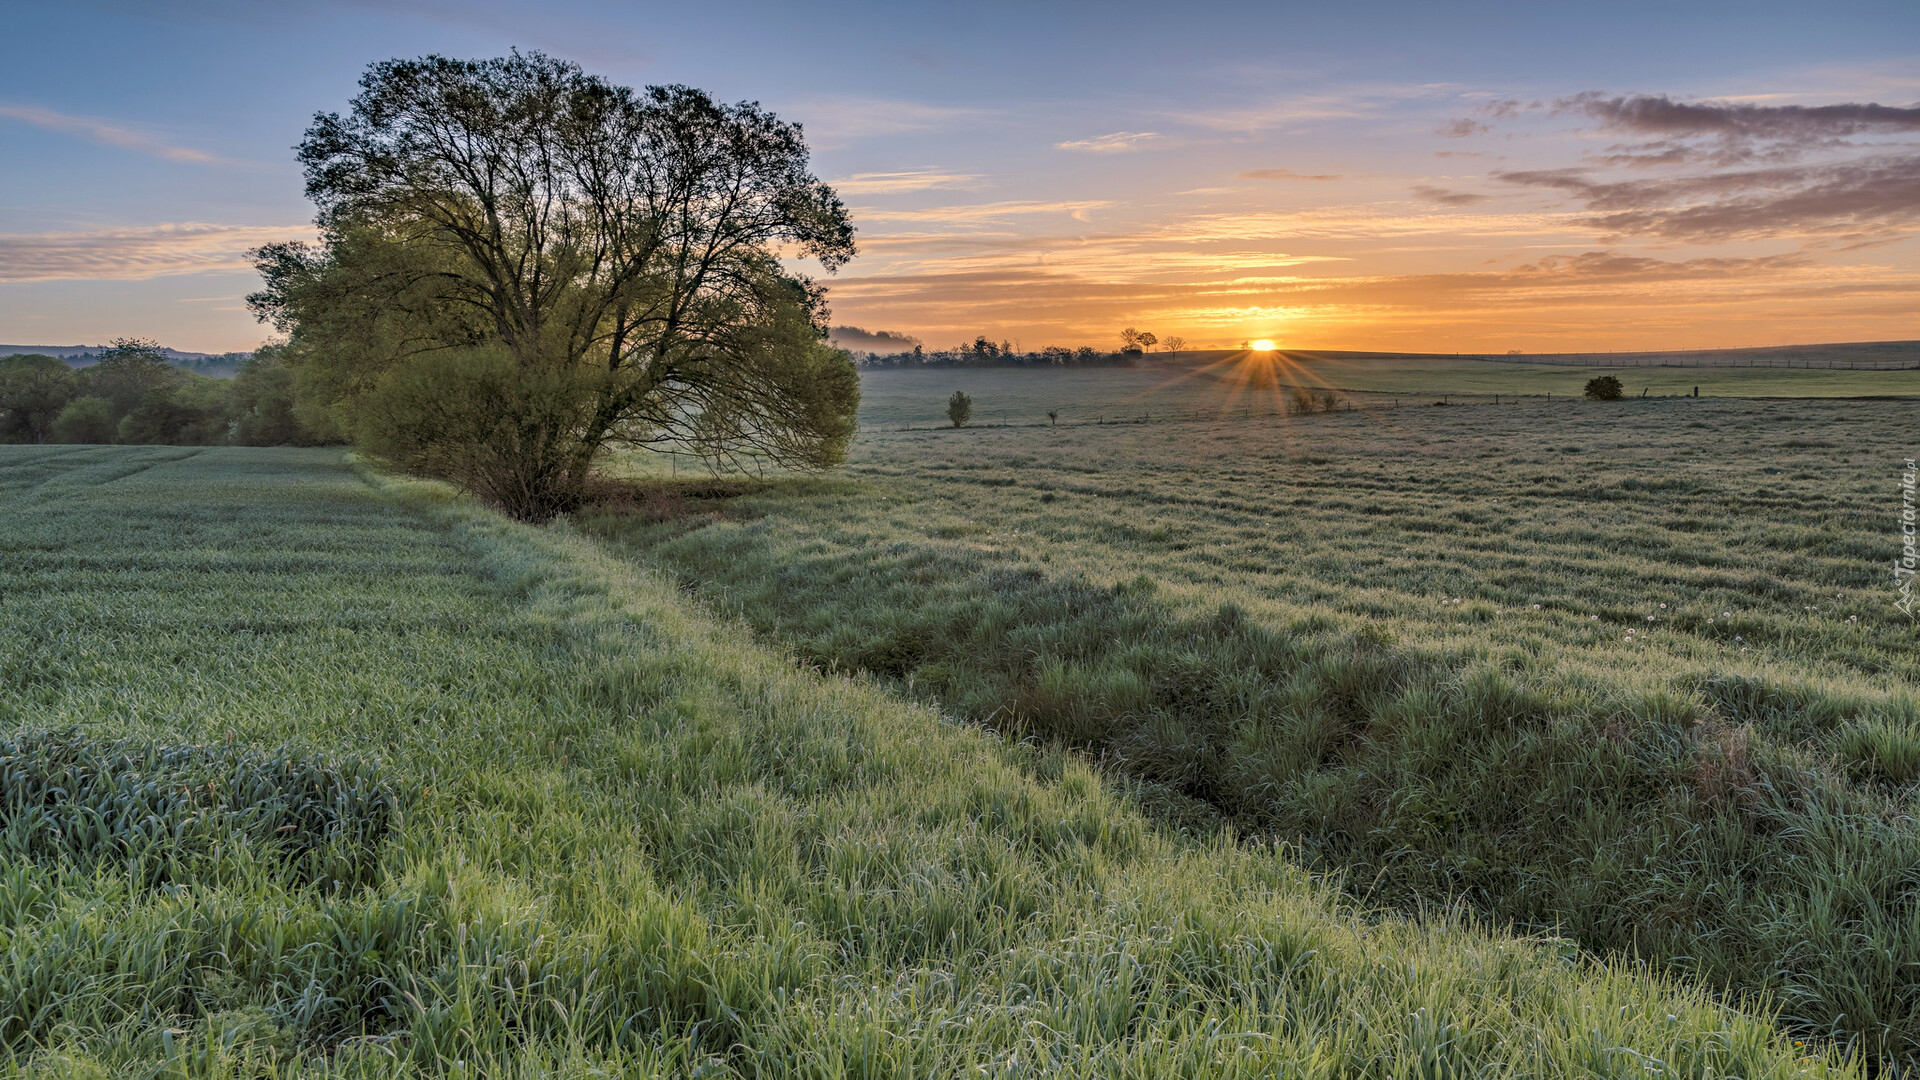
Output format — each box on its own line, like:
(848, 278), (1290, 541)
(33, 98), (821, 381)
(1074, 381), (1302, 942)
(2, 0), (1915, 352)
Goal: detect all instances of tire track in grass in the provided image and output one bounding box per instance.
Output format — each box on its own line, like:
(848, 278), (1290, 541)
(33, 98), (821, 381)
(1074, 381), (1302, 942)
(2, 446), (208, 507)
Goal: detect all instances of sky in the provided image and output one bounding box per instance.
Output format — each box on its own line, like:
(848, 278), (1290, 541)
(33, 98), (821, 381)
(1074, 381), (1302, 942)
(0, 0), (1916, 354)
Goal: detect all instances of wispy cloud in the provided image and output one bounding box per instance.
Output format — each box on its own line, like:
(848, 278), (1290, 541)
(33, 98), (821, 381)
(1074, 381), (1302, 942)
(1160, 96), (1367, 134)
(1555, 93), (1920, 168)
(1056, 131), (1162, 153)
(0, 222), (317, 282)
(1412, 185), (1490, 206)
(829, 168), (984, 195)
(788, 96), (992, 143)
(0, 104), (235, 165)
(856, 200), (1112, 225)
(1564, 93), (1920, 142)
(1468, 92), (1920, 245)
(1498, 154), (1920, 242)
(1239, 168), (1342, 181)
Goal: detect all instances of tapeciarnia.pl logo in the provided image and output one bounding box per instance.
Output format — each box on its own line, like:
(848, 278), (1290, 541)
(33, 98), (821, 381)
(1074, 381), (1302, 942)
(1899, 458), (1917, 618)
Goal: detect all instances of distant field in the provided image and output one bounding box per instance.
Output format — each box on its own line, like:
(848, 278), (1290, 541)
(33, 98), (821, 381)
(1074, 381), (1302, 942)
(3, 445), (1843, 1077)
(591, 377), (1920, 1066)
(852, 353), (1916, 429)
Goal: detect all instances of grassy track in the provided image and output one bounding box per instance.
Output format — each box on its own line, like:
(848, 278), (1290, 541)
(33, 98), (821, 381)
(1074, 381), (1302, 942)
(584, 387), (1920, 1067)
(0, 444), (1849, 1076)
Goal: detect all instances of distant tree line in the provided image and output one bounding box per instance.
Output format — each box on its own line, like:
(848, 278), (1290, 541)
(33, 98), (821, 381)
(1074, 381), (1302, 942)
(0, 338), (318, 447)
(48, 350), (254, 378)
(852, 326), (1191, 368)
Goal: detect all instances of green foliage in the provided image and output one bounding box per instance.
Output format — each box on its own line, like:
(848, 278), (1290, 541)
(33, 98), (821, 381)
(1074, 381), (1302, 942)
(49, 396), (116, 444)
(5, 342), (325, 448)
(115, 373), (232, 446)
(0, 445), (1846, 1077)
(1585, 374), (1625, 400)
(351, 345), (610, 520)
(252, 51), (861, 521)
(83, 337), (186, 415)
(0, 355), (79, 444)
(227, 347), (313, 446)
(947, 389), (973, 428)
(584, 380), (1920, 1068)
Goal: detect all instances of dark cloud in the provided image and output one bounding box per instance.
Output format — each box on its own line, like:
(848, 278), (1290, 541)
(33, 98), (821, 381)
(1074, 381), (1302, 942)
(1558, 93), (1920, 169)
(1411, 185), (1489, 206)
(1497, 154), (1920, 242)
(1561, 93), (1920, 141)
(1239, 168), (1342, 181)
(1512, 251), (1814, 279)
(1476, 99), (1532, 120)
(1436, 99), (1539, 140)
(1586, 144), (1693, 169)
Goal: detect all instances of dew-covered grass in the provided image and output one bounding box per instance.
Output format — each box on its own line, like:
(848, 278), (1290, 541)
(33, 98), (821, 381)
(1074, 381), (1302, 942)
(0, 444), (1852, 1076)
(581, 382), (1920, 1068)
(845, 355), (1917, 429)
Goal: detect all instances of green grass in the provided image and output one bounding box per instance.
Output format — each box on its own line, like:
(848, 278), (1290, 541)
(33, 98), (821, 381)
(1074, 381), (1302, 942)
(581, 383), (1920, 1068)
(846, 357), (1916, 431)
(0, 444), (1852, 1076)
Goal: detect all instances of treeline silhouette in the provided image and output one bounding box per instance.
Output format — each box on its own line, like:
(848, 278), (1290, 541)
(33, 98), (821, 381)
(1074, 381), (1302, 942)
(853, 335), (1151, 368)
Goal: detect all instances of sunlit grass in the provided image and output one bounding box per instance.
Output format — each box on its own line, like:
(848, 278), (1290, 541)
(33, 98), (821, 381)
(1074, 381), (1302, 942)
(0, 444), (1854, 1076)
(583, 382), (1920, 1068)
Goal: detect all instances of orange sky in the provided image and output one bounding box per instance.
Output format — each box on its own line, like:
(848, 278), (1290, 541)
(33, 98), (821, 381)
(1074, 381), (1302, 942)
(819, 97), (1920, 354)
(1, 2), (1914, 354)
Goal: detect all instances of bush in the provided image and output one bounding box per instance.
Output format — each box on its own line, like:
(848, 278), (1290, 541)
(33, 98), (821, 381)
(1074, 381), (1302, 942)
(947, 390), (973, 428)
(50, 396), (116, 443)
(353, 345), (607, 521)
(0, 354), (78, 444)
(1584, 375), (1624, 400)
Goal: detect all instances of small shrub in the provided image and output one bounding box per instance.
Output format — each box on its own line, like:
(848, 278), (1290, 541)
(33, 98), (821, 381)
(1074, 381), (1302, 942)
(1584, 375), (1624, 401)
(947, 390), (973, 428)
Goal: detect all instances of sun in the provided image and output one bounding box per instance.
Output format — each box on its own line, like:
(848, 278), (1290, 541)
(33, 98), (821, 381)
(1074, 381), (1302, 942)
(1251, 339), (1276, 352)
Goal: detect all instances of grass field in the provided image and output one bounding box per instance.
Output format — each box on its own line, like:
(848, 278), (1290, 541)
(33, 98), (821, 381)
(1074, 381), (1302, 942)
(0, 444), (1855, 1076)
(848, 355), (1917, 429)
(583, 370), (1920, 1067)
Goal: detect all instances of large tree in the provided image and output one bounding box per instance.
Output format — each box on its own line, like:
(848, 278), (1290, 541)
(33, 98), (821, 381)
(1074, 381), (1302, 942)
(84, 338), (184, 416)
(251, 51), (860, 520)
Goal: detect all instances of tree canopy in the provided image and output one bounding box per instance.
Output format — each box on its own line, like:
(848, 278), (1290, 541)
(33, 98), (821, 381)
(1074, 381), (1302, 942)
(0, 354), (78, 444)
(251, 51), (860, 520)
